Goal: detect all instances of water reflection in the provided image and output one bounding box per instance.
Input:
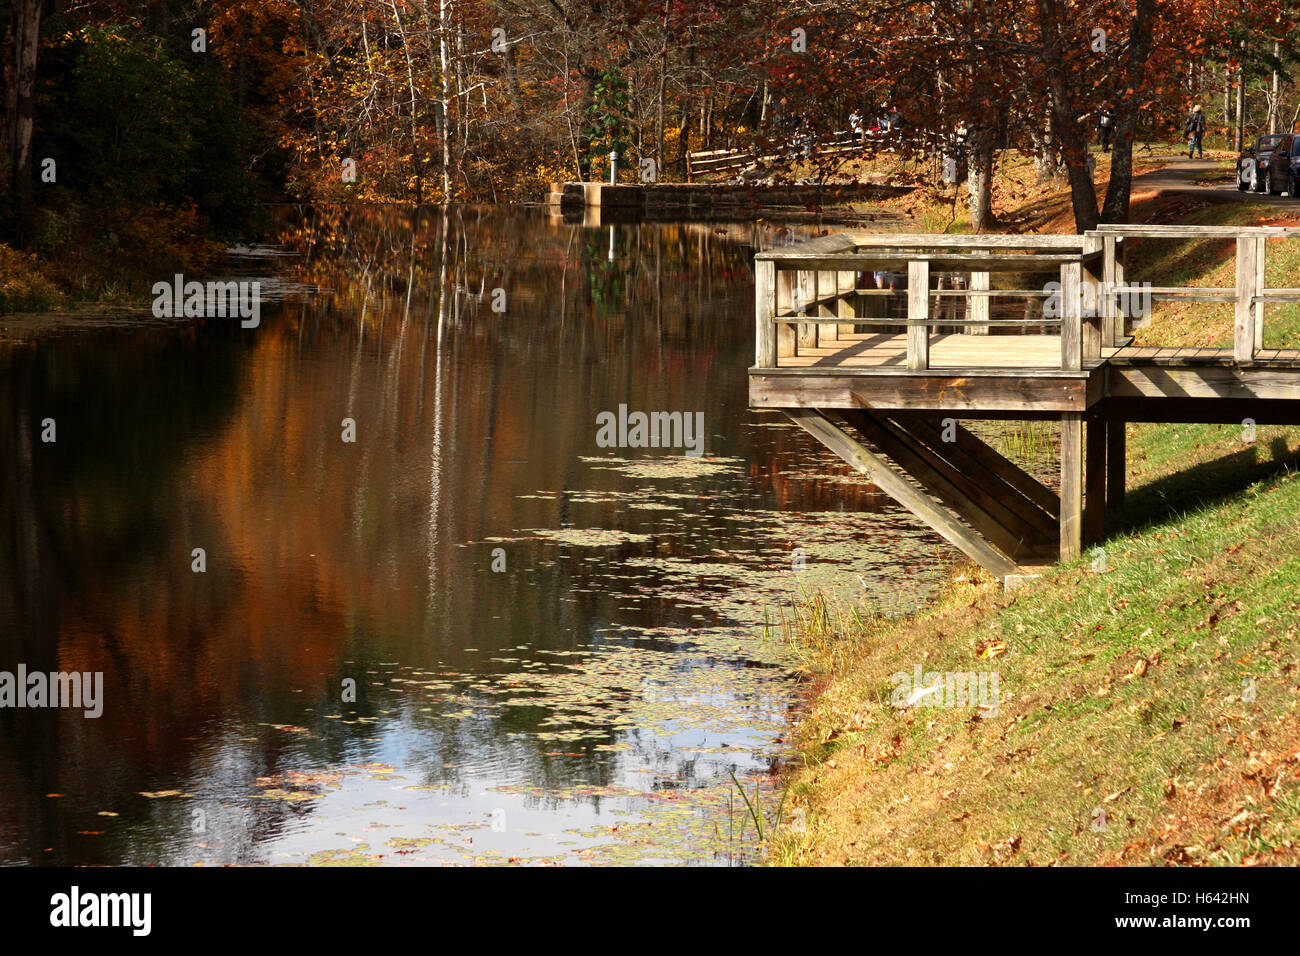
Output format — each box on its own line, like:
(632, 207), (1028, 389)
(0, 206), (951, 865)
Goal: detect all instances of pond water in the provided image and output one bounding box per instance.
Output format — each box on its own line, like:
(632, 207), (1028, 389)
(0, 206), (954, 866)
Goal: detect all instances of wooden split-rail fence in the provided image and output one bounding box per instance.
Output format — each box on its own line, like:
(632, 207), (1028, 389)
(687, 130), (884, 178)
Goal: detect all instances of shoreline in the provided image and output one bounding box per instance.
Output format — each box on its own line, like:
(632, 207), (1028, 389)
(766, 195), (1300, 867)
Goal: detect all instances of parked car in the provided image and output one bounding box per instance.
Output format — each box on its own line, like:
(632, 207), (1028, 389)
(1262, 133), (1300, 196)
(1238, 133), (1286, 193)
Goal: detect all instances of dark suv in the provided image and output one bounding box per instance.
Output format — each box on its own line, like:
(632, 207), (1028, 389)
(1263, 134), (1300, 196)
(1238, 133), (1286, 193)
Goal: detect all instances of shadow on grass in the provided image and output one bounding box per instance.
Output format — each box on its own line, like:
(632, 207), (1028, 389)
(1109, 436), (1299, 536)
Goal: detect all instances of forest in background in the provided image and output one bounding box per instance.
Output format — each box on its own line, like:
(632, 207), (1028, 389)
(2, 0), (1300, 255)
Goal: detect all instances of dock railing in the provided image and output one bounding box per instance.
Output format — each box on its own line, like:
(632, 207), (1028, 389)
(1089, 224), (1300, 362)
(754, 225), (1300, 372)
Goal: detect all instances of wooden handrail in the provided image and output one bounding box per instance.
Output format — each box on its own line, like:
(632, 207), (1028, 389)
(754, 226), (1300, 371)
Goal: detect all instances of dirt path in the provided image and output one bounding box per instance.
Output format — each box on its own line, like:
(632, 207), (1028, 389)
(1132, 155), (1296, 208)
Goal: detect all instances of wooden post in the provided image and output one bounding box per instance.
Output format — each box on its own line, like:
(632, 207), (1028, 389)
(1114, 236), (1128, 336)
(1060, 261), (1082, 371)
(1107, 418), (1126, 509)
(754, 259), (776, 367)
(837, 270), (856, 335)
(1085, 414), (1106, 545)
(1082, 235), (1104, 360)
(797, 270), (818, 351)
(1101, 234), (1117, 348)
(817, 270), (839, 345)
(968, 264), (990, 335)
(1254, 237), (1267, 352)
(1235, 237), (1259, 363)
(907, 259), (930, 370)
(1060, 412), (1084, 561)
(775, 268), (797, 358)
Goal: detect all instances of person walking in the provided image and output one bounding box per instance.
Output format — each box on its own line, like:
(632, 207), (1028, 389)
(1185, 104), (1207, 159)
(885, 105), (904, 151)
(1097, 105), (1115, 152)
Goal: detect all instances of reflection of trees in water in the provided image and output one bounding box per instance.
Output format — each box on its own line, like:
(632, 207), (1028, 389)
(0, 206), (864, 863)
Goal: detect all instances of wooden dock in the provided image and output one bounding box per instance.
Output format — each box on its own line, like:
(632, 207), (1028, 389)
(750, 225), (1300, 580)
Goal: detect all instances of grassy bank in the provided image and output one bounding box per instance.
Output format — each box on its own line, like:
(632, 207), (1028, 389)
(770, 198), (1300, 867)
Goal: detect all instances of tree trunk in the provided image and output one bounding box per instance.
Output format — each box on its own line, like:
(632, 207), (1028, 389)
(576, 66), (596, 180)
(966, 128), (995, 230)
(1101, 0), (1153, 224)
(655, 0), (668, 177)
(1031, 112), (1059, 183)
(677, 96), (691, 180)
(1036, 0), (1099, 232)
(1222, 62), (1231, 136)
(502, 41), (523, 112)
(10, 0), (41, 243)
(388, 0), (422, 202)
(438, 0), (452, 201)
(1234, 43), (1245, 152)
(1270, 41), (1280, 134)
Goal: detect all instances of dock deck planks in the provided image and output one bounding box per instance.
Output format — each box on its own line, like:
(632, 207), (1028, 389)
(769, 334), (1300, 373)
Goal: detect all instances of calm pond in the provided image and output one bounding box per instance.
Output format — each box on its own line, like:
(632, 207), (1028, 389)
(0, 206), (955, 866)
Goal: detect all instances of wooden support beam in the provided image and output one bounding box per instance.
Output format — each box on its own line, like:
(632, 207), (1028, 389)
(751, 372), (1095, 413)
(1107, 418), (1126, 509)
(1235, 237), (1259, 363)
(842, 410), (1049, 555)
(907, 260), (930, 370)
(1084, 414), (1107, 546)
(784, 408), (1020, 578)
(755, 259), (776, 367)
(897, 415), (1060, 521)
(1060, 261), (1082, 371)
(1109, 364), (1300, 400)
(1060, 412), (1084, 561)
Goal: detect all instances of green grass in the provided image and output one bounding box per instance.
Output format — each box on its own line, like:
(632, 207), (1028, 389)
(1122, 202), (1300, 350)
(773, 201), (1300, 867)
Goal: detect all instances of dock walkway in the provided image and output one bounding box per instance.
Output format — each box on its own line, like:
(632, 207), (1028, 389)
(750, 225), (1300, 579)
